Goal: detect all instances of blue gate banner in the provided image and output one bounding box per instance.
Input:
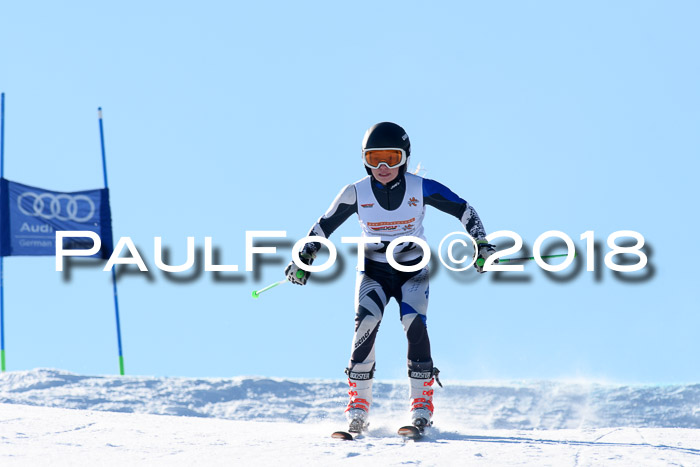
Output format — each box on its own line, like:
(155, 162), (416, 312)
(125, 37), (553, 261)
(0, 178), (113, 258)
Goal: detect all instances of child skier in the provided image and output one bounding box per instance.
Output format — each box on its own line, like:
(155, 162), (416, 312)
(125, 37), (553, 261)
(285, 122), (495, 434)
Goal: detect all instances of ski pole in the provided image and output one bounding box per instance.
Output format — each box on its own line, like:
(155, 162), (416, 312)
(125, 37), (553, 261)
(476, 252), (577, 268)
(495, 252), (578, 263)
(251, 270), (305, 298)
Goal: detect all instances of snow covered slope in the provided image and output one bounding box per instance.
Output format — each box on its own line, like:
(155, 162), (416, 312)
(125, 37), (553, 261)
(2, 369), (700, 429)
(1, 369), (700, 465)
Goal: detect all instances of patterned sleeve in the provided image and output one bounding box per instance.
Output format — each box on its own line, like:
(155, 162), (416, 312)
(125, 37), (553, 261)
(422, 178), (487, 240)
(301, 184), (358, 255)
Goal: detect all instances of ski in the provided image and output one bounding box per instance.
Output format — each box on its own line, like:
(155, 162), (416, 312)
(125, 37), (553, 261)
(397, 425), (424, 440)
(331, 430), (359, 440)
(332, 415), (368, 440)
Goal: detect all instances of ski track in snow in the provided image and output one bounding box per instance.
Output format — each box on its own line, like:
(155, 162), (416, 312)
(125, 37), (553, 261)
(1, 369), (700, 465)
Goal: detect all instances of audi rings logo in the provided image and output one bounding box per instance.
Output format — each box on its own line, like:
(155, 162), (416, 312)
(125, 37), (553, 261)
(17, 192), (96, 223)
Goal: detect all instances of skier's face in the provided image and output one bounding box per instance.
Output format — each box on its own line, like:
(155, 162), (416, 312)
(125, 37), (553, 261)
(371, 165), (400, 185)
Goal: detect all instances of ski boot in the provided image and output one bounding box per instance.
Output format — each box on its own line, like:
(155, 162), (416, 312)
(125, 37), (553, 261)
(408, 363), (442, 431)
(345, 365), (374, 433)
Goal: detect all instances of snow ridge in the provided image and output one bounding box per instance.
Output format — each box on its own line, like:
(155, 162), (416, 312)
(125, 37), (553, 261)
(2, 369), (699, 430)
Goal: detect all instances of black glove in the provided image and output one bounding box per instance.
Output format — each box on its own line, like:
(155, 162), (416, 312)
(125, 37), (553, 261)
(285, 252), (315, 285)
(474, 240), (498, 273)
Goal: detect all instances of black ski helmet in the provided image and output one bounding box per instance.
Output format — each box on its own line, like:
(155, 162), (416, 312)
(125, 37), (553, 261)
(362, 122), (411, 175)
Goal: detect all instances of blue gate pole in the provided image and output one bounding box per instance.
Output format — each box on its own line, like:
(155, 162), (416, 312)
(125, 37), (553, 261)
(98, 107), (124, 375)
(1, 92), (6, 372)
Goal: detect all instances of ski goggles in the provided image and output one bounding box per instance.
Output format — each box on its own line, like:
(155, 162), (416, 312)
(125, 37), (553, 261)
(362, 148), (407, 169)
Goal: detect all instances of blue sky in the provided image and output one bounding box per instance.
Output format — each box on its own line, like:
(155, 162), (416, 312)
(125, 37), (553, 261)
(1, 1), (698, 382)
